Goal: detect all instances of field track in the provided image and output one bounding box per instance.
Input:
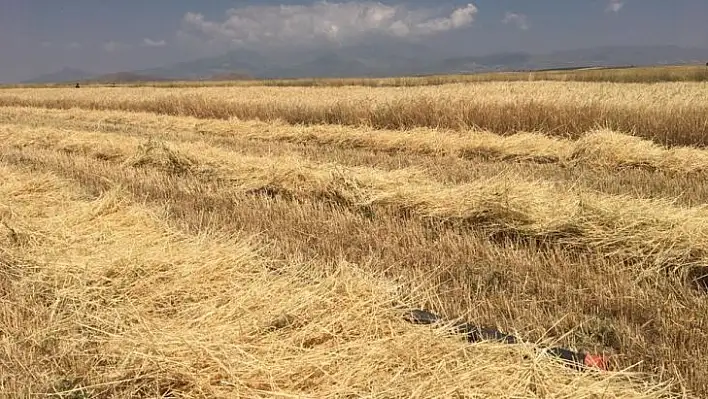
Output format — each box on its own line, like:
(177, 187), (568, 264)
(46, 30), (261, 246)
(1, 80), (708, 398)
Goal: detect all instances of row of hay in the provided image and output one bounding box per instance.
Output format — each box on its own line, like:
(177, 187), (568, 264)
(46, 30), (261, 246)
(4, 80), (708, 106)
(0, 163), (679, 398)
(1, 81), (708, 146)
(2, 123), (708, 275)
(3, 106), (708, 175)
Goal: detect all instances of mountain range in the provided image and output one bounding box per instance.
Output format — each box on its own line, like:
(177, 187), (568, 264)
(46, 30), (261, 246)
(23, 44), (708, 84)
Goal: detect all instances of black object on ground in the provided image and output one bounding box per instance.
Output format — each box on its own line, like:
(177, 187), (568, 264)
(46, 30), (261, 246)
(404, 309), (608, 371)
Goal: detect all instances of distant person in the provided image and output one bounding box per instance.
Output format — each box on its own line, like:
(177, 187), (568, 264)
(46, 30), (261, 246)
(75, 82), (80, 88)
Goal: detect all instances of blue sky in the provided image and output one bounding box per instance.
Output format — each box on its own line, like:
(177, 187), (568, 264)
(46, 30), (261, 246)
(1, 0), (707, 82)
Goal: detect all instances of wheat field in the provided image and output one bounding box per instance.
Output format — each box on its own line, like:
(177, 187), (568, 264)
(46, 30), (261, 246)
(1, 78), (708, 398)
(1, 81), (708, 147)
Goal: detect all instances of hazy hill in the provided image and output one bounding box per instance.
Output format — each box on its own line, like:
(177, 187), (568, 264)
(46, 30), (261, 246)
(133, 48), (272, 80)
(134, 41), (442, 80)
(23, 67), (94, 84)
(206, 72), (255, 81)
(84, 72), (171, 83)
(22, 69), (168, 85)
(438, 45), (708, 73)
(136, 44), (708, 79)
(23, 44), (708, 83)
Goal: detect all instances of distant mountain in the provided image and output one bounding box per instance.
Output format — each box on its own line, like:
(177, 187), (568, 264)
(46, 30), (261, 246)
(139, 44), (708, 79)
(135, 41), (444, 80)
(23, 70), (173, 85)
(206, 72), (255, 81)
(23, 44), (708, 84)
(85, 72), (171, 83)
(23, 67), (94, 84)
(438, 45), (708, 73)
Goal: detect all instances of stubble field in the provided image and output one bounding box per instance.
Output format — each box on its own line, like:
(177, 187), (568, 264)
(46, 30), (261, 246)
(1, 78), (707, 398)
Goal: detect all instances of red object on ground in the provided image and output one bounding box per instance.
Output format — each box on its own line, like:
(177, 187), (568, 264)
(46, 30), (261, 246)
(584, 354), (609, 370)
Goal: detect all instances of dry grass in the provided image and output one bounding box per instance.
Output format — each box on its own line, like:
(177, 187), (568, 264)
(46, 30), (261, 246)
(219, 65), (708, 86)
(0, 145), (677, 399)
(5, 106), (708, 208)
(2, 122), (708, 276)
(1, 81), (707, 147)
(2, 79), (708, 398)
(246, 65), (708, 86)
(4, 106), (708, 175)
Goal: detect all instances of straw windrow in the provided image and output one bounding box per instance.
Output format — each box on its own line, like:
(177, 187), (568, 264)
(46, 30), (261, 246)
(1, 124), (707, 275)
(3, 107), (708, 176)
(0, 164), (679, 398)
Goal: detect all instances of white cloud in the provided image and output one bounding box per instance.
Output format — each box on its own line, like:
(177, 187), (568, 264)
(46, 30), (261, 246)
(179, 1), (478, 49)
(502, 12), (528, 30)
(103, 41), (130, 52)
(606, 0), (624, 13)
(142, 38), (167, 47)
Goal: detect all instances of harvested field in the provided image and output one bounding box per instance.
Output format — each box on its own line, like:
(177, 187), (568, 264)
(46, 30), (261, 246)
(1, 81), (708, 147)
(1, 79), (707, 398)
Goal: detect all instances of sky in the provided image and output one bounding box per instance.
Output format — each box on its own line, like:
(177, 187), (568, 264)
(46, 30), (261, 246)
(1, 0), (707, 82)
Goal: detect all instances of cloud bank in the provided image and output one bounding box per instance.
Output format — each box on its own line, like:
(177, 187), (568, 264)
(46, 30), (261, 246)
(179, 1), (478, 49)
(502, 12), (528, 30)
(142, 38), (167, 47)
(606, 0), (624, 13)
(103, 41), (131, 52)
